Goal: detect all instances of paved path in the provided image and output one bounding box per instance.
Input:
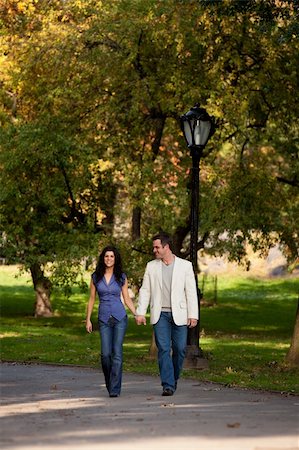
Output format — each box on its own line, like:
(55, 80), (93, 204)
(1, 362), (298, 450)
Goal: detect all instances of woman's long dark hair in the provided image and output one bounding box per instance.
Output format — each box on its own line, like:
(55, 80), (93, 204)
(94, 246), (123, 284)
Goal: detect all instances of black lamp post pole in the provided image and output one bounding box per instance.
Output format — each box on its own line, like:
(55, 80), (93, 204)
(190, 148), (201, 277)
(187, 147), (202, 355)
(180, 104), (216, 369)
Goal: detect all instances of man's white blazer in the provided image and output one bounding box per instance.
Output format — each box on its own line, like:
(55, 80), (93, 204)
(136, 256), (199, 325)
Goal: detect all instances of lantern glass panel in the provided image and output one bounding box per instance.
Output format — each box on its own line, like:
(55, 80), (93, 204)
(195, 120), (211, 146)
(183, 120), (193, 146)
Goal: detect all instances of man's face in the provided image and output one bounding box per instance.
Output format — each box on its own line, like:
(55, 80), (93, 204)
(153, 239), (168, 260)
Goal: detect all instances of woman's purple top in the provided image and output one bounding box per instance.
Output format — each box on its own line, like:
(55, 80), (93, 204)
(92, 272), (127, 323)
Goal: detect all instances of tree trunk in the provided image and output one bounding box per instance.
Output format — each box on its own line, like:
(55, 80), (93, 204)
(286, 298), (299, 366)
(172, 224), (190, 257)
(132, 206), (141, 241)
(148, 330), (158, 359)
(30, 263), (53, 317)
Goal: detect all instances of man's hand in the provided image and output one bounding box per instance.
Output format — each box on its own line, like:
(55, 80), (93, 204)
(187, 318), (198, 328)
(135, 315), (146, 326)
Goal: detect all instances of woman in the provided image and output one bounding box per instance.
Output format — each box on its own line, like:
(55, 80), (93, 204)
(86, 246), (136, 397)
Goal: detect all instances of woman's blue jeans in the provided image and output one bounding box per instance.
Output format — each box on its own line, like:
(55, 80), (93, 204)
(153, 312), (188, 392)
(99, 315), (128, 396)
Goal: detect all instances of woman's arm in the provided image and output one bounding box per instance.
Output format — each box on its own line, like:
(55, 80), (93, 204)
(121, 277), (136, 316)
(86, 279), (96, 333)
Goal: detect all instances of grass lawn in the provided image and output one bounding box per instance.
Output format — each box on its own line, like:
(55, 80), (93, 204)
(0, 265), (298, 394)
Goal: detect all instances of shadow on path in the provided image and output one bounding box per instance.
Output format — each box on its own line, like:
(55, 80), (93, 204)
(1, 362), (298, 450)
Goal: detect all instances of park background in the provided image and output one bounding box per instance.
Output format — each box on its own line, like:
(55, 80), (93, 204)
(0, 1), (298, 393)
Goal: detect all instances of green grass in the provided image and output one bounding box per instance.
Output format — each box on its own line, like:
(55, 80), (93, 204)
(1, 265), (298, 394)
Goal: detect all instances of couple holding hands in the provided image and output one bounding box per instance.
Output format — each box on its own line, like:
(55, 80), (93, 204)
(86, 232), (198, 398)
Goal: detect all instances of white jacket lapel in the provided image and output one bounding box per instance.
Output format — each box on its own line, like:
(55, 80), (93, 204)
(157, 260), (163, 290)
(171, 256), (179, 292)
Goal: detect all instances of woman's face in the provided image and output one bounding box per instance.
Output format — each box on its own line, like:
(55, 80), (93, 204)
(104, 251), (115, 268)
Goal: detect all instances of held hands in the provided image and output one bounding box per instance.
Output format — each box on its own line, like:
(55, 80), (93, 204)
(135, 315), (196, 327)
(187, 318), (198, 328)
(135, 315), (146, 326)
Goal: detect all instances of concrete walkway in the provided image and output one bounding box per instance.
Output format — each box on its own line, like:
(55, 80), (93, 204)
(0, 362), (298, 450)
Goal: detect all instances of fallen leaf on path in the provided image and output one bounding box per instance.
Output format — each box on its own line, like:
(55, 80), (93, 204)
(227, 422), (240, 428)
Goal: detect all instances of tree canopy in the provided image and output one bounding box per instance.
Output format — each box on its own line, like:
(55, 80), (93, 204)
(1, 0), (298, 313)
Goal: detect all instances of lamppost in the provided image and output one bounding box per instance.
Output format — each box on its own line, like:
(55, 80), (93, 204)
(180, 104), (216, 369)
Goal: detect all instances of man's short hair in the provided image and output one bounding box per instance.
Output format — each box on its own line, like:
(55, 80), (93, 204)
(152, 232), (172, 249)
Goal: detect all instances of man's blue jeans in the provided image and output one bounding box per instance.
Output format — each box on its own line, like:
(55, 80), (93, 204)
(99, 315), (128, 396)
(153, 312), (188, 392)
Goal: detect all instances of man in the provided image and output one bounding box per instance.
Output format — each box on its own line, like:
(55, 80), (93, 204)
(135, 232), (198, 396)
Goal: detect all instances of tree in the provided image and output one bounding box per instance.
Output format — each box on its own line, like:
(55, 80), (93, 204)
(0, 0), (119, 314)
(0, 122), (105, 315)
(1, 0), (298, 340)
(286, 298), (299, 366)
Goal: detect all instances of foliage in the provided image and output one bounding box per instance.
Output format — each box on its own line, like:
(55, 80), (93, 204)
(0, 0), (298, 301)
(0, 121), (103, 279)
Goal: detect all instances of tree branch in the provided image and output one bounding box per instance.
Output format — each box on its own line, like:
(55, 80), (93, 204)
(59, 163), (86, 225)
(276, 176), (299, 188)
